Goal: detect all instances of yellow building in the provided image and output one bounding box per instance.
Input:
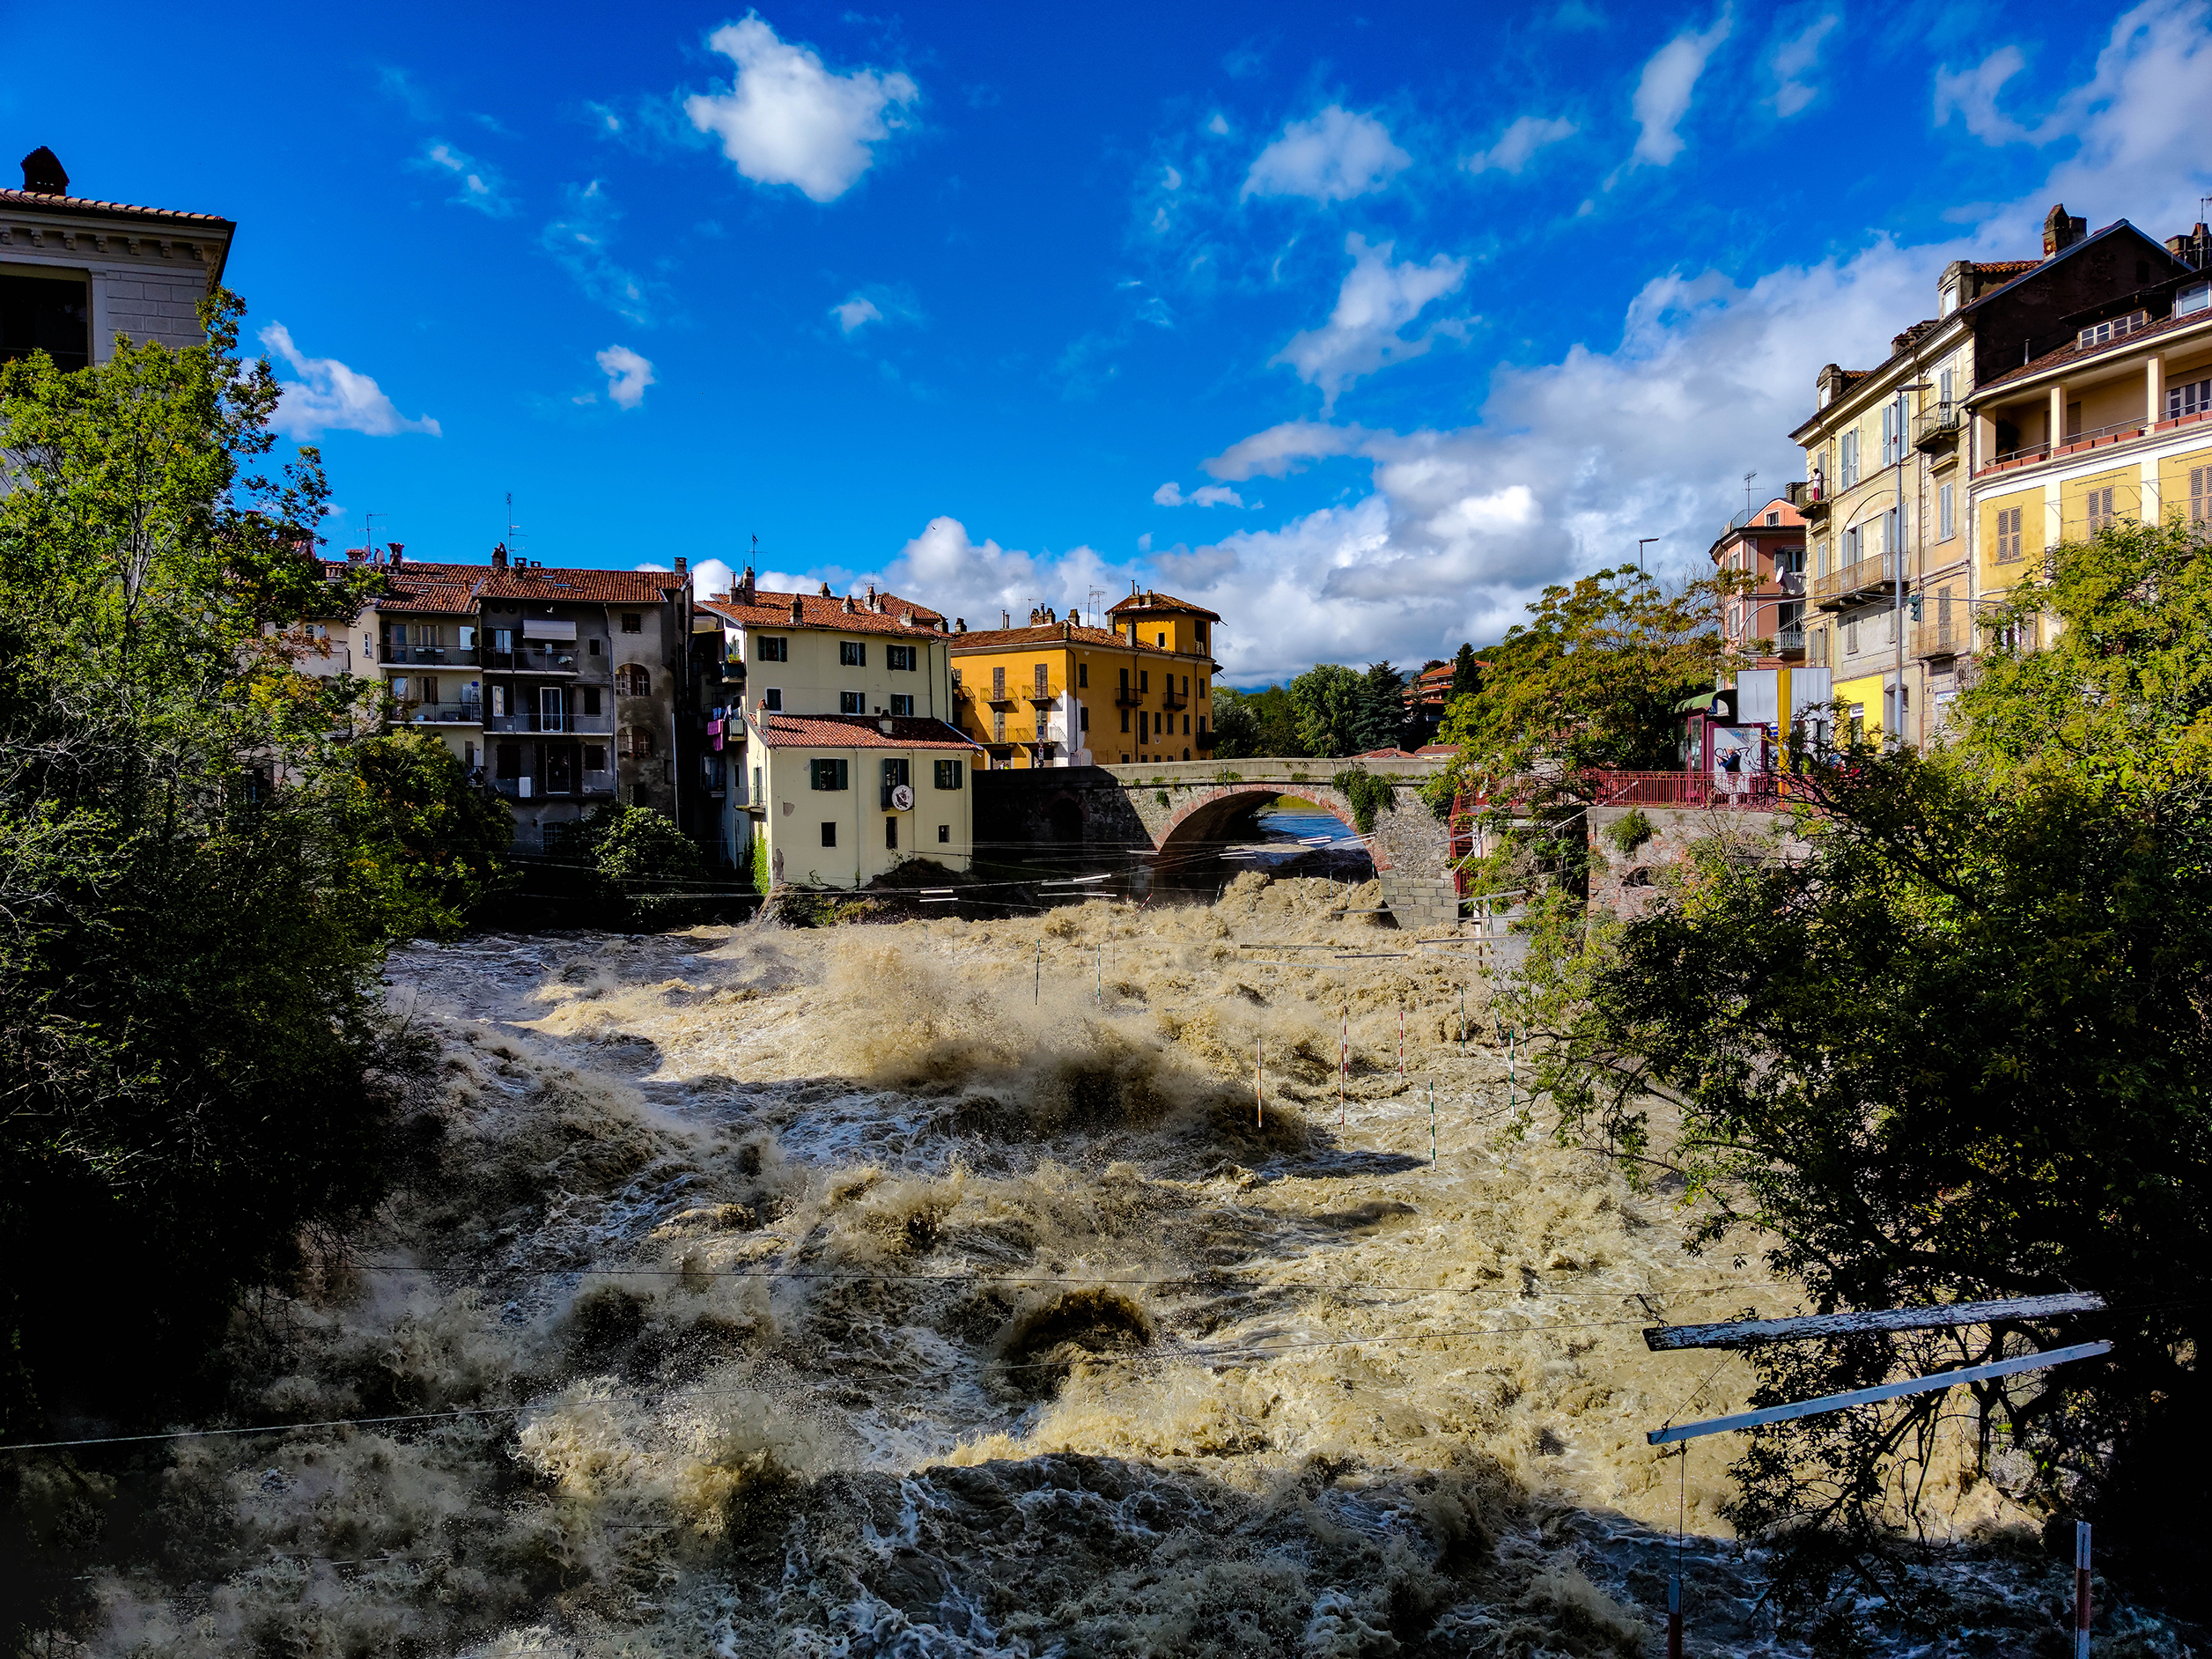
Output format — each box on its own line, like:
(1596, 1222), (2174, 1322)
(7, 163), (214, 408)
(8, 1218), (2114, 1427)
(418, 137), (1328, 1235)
(947, 589), (1222, 767)
(1966, 261), (2212, 660)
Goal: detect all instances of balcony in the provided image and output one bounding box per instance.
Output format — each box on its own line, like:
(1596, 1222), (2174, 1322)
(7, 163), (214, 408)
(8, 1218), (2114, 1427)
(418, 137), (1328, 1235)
(1022, 682), (1061, 705)
(986, 687), (1020, 709)
(400, 703), (483, 726)
(1775, 623), (1807, 658)
(1812, 556), (1899, 610)
(1161, 686), (1189, 711)
(380, 644), (479, 666)
(1113, 688), (1146, 708)
(1580, 770), (1790, 811)
(1913, 404), (1962, 453)
(492, 775), (616, 802)
(484, 712), (616, 734)
(1913, 616), (1974, 660)
(483, 647), (579, 673)
(1786, 480), (1831, 521)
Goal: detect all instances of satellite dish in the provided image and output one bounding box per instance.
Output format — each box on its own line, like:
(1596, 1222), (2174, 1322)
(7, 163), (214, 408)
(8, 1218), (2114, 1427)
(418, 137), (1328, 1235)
(890, 783), (915, 811)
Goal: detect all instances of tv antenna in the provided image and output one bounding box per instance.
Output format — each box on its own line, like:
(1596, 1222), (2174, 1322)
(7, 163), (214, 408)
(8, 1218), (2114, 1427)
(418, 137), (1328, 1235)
(1743, 469), (1758, 522)
(362, 510), (380, 561)
(1086, 586), (1107, 629)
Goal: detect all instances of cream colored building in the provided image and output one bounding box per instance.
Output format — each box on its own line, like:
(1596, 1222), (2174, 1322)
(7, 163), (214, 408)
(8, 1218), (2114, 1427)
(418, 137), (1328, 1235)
(1791, 205), (2199, 744)
(696, 570), (977, 886)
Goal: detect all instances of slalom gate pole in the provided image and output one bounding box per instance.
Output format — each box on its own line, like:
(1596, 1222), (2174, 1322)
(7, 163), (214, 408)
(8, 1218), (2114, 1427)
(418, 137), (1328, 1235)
(1256, 1036), (1264, 1128)
(1459, 986), (1467, 1053)
(1095, 944), (1102, 1007)
(2076, 1521), (2092, 1658)
(1397, 1007), (1405, 1080)
(1427, 1078), (1436, 1168)
(1666, 1574), (1682, 1659)
(1035, 941), (1042, 1005)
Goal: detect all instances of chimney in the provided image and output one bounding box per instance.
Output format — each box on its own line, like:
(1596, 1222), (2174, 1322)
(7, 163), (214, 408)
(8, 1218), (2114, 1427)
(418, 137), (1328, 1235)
(899, 608), (913, 625)
(2168, 224), (2211, 270)
(736, 564), (756, 602)
(19, 147), (67, 195)
(2043, 203), (2087, 257)
(492, 542), (509, 571)
(866, 582), (879, 611)
(819, 580), (833, 597)
(788, 596), (803, 623)
(675, 556), (688, 577)
(388, 544), (404, 567)
(956, 617), (967, 633)
(1002, 610), (1010, 628)
(841, 594), (855, 613)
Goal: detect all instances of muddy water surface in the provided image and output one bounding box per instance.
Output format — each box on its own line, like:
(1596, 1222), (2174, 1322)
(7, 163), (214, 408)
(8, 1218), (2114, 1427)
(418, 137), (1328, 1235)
(65, 877), (2086, 1657)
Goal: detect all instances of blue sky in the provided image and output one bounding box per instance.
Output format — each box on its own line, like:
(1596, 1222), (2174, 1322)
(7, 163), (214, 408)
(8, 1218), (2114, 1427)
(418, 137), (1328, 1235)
(9, 0), (2210, 682)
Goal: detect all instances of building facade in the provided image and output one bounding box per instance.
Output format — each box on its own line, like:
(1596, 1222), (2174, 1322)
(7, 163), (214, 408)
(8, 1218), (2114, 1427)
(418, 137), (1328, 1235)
(947, 589), (1221, 769)
(1, 147), (234, 368)
(695, 570), (977, 886)
(1709, 498), (1808, 668)
(1791, 205), (2198, 744)
(330, 546), (695, 846)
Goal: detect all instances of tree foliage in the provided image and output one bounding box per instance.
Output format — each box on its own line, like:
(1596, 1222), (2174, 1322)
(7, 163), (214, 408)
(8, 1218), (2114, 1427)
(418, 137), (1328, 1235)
(0, 295), (441, 1426)
(1511, 518), (2212, 1640)
(581, 802), (706, 929)
(350, 730), (513, 937)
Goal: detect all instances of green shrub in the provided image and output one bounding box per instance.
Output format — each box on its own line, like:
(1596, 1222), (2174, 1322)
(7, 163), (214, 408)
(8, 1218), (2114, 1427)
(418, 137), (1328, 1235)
(1331, 767), (1396, 834)
(589, 804), (704, 929)
(1603, 808), (1654, 857)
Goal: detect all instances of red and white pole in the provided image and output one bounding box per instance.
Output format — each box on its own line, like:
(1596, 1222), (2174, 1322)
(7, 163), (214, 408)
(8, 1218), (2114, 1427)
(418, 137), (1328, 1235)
(1397, 1006), (1405, 1080)
(2075, 1520), (2092, 1658)
(1666, 1574), (1683, 1659)
(1338, 1012), (1347, 1128)
(1255, 1036), (1264, 1128)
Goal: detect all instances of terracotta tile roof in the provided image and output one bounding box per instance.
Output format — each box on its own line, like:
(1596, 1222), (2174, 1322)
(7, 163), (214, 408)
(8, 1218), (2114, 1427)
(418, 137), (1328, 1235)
(1972, 260), (2039, 277)
(326, 558), (684, 604)
(0, 187), (234, 229)
(947, 623), (1186, 655)
(700, 586), (945, 636)
(752, 712), (979, 751)
(375, 579), (482, 616)
(1107, 587), (1222, 622)
(1415, 743), (1458, 757)
(1352, 747), (1414, 759)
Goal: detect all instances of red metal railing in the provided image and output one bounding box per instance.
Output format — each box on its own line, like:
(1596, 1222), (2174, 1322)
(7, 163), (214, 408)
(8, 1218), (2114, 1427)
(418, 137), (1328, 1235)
(1578, 770), (1791, 809)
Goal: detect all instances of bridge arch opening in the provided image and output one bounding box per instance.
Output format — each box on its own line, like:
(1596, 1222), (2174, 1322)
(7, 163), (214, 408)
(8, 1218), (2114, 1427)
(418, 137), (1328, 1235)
(1151, 785), (1375, 893)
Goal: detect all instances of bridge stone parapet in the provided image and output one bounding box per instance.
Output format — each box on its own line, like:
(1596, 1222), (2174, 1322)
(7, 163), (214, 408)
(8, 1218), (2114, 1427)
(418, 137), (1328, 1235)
(973, 756), (1460, 926)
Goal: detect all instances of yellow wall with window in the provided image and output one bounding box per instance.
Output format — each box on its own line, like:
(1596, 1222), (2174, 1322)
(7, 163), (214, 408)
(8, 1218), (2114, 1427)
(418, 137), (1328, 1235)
(1977, 484), (2041, 594)
(951, 637), (1213, 768)
(2060, 464), (2140, 543)
(1831, 672), (1886, 743)
(2156, 445), (2212, 529)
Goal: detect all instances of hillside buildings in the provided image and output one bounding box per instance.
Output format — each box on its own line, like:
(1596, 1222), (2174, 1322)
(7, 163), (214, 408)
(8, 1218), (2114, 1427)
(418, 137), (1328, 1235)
(695, 570), (977, 887)
(1709, 497), (1808, 668)
(947, 588), (1221, 768)
(1, 147), (234, 368)
(1789, 204), (2203, 743)
(330, 546), (696, 847)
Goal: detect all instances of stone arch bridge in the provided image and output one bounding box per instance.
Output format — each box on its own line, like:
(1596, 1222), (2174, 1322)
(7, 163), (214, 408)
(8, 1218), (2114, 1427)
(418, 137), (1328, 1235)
(972, 756), (1461, 928)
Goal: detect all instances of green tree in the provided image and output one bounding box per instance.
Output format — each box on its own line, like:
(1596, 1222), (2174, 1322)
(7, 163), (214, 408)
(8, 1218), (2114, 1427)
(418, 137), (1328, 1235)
(1212, 684), (1302, 759)
(1449, 640), (1482, 700)
(1440, 565), (1724, 781)
(588, 803), (706, 929)
(1288, 661), (1366, 757)
(350, 730), (512, 937)
(1512, 518), (2212, 1640)
(1353, 660), (1408, 753)
(0, 294), (424, 1427)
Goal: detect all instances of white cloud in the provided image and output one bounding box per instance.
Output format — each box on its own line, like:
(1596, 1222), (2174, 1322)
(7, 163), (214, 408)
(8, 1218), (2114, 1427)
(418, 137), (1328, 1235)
(1273, 234), (1469, 409)
(1933, 45), (2032, 142)
(1770, 14), (1839, 117)
(684, 15), (918, 203)
(1154, 482), (1246, 507)
(1463, 114), (1577, 175)
(542, 181), (657, 325)
(832, 295), (884, 333)
(420, 140), (511, 214)
(260, 324), (441, 440)
(1242, 106), (1412, 202)
(1206, 112), (1231, 136)
(1631, 12), (1733, 166)
(595, 345), (655, 409)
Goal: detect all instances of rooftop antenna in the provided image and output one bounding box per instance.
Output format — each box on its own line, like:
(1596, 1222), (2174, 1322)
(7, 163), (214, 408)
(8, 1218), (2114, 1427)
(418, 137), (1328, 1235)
(362, 510), (380, 561)
(1086, 586), (1106, 630)
(1743, 469), (1758, 523)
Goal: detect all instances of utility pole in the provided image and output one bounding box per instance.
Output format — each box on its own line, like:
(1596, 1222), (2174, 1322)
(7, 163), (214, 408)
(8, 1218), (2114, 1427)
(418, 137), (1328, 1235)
(1638, 537), (1658, 572)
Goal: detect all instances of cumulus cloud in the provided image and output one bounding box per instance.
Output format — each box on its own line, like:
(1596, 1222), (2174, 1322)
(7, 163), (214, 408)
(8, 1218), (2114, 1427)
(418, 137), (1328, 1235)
(1242, 106), (1412, 202)
(684, 15), (918, 203)
(1770, 13), (1840, 118)
(832, 295), (883, 332)
(260, 324), (441, 440)
(419, 140), (511, 214)
(1273, 234), (1469, 409)
(1154, 482), (1246, 507)
(595, 345), (655, 409)
(1463, 114), (1578, 175)
(1631, 12), (1733, 166)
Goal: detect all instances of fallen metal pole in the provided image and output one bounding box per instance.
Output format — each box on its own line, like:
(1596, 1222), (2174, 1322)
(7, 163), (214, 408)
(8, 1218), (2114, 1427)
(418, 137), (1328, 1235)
(1644, 1291), (2107, 1352)
(1646, 1341), (2111, 1445)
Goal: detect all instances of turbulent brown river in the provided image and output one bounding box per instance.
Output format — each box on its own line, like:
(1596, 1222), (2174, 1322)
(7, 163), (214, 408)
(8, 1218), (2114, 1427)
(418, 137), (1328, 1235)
(62, 876), (2124, 1657)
